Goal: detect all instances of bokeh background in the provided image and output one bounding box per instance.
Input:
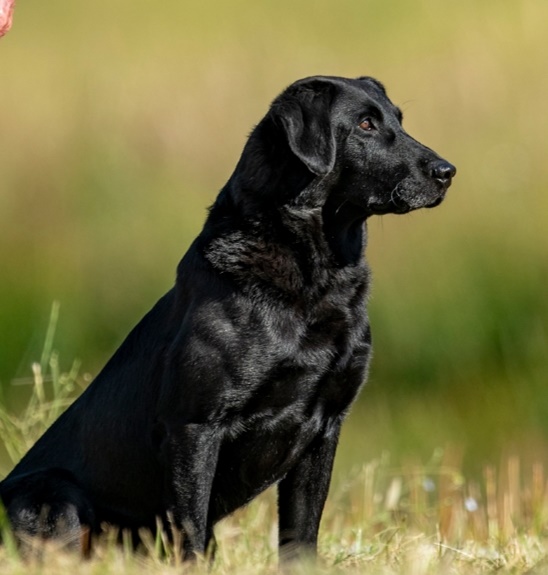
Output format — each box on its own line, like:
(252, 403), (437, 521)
(1, 0), (547, 479)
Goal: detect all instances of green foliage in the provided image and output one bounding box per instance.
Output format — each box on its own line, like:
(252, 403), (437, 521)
(1, 0), (547, 387)
(1, 407), (548, 574)
(0, 303), (83, 466)
(0, 314), (547, 572)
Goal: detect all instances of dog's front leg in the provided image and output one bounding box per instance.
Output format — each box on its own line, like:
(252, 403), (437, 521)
(159, 421), (221, 560)
(277, 422), (341, 562)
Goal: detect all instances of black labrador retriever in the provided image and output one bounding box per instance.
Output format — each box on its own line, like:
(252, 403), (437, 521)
(0, 76), (455, 560)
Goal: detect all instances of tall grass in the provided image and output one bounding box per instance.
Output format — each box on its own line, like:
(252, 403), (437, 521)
(0, 303), (84, 469)
(1, 358), (548, 573)
(1, 318), (548, 573)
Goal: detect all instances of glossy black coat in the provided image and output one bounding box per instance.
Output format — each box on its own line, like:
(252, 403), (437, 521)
(0, 76), (455, 559)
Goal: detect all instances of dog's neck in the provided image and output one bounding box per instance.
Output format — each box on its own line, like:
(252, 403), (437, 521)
(321, 194), (368, 267)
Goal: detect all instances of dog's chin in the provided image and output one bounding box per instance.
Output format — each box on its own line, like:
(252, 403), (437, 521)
(367, 197), (412, 216)
(407, 191), (447, 211)
(369, 189), (447, 215)
(424, 194), (446, 209)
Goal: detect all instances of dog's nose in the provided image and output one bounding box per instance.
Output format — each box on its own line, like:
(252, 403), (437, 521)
(429, 160), (457, 183)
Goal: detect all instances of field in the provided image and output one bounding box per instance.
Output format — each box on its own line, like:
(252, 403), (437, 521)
(1, 356), (548, 574)
(1, 0), (548, 572)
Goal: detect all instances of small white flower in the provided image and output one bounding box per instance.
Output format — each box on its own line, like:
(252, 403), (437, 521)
(464, 497), (479, 512)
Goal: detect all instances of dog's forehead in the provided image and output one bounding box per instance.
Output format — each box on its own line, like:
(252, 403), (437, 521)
(336, 77), (402, 120)
(354, 76), (388, 95)
(276, 75), (402, 120)
(346, 77), (393, 106)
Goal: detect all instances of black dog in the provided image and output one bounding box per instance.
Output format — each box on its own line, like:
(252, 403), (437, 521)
(0, 76), (455, 560)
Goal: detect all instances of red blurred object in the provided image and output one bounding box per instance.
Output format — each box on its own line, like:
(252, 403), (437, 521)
(0, 0), (15, 38)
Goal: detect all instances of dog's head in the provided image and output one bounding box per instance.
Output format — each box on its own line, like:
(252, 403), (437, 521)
(267, 75), (456, 216)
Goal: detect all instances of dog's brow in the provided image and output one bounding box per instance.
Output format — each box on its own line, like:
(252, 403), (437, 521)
(395, 107), (403, 123)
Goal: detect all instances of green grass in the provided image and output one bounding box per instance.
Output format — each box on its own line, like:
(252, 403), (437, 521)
(1, 329), (548, 574)
(2, 372), (548, 574)
(3, 467), (548, 575)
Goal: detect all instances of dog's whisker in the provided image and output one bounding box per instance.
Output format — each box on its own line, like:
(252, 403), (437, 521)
(334, 200), (349, 216)
(390, 181), (403, 204)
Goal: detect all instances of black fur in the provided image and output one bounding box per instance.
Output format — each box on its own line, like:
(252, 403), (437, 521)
(0, 76), (455, 560)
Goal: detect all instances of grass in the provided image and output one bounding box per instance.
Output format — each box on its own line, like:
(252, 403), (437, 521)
(1, 325), (548, 574)
(0, 303), (83, 464)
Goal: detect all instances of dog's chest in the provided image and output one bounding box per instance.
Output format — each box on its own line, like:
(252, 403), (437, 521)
(210, 277), (370, 515)
(211, 329), (369, 522)
(228, 273), (369, 411)
(254, 262), (367, 399)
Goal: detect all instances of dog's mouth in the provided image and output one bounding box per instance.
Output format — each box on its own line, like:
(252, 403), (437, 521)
(367, 189), (447, 216)
(424, 179), (451, 208)
(369, 178), (450, 216)
(425, 193), (446, 209)
(367, 197), (409, 216)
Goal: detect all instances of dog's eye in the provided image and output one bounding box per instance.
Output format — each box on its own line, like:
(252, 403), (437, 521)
(359, 118), (375, 131)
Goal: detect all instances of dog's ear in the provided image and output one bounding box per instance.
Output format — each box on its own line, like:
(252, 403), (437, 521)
(271, 78), (337, 176)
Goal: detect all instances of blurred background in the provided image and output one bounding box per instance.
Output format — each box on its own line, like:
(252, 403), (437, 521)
(0, 0), (547, 479)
